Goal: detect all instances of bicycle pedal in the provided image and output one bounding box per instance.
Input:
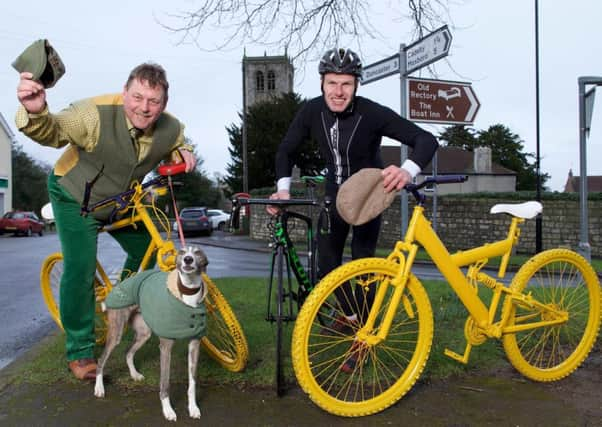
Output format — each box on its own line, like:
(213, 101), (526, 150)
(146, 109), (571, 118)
(444, 344), (471, 364)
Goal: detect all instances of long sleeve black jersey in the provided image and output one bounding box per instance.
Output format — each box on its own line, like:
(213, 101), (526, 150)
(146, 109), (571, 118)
(275, 95), (438, 187)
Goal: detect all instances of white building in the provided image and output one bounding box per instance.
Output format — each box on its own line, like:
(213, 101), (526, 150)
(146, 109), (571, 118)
(0, 112), (14, 215)
(382, 145), (517, 194)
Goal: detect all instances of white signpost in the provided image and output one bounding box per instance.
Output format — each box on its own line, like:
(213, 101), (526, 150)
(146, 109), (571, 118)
(405, 25), (453, 75)
(361, 54), (400, 85)
(361, 25), (463, 235)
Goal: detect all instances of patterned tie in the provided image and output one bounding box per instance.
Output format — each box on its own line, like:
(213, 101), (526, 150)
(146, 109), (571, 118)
(129, 127), (142, 157)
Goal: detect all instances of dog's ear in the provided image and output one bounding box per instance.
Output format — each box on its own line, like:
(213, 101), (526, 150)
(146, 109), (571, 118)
(194, 248), (209, 267)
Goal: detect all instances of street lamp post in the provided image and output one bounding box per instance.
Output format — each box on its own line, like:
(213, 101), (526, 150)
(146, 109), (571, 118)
(241, 55), (249, 193)
(534, 0), (542, 253)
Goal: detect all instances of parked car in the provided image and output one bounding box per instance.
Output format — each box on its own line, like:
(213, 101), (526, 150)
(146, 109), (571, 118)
(207, 209), (231, 231)
(173, 207), (212, 236)
(0, 211), (45, 236)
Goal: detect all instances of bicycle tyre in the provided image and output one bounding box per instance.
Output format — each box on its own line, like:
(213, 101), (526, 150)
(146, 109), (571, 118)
(292, 258), (434, 417)
(502, 248), (601, 381)
(200, 273), (249, 373)
(40, 253), (63, 328)
(40, 252), (110, 345)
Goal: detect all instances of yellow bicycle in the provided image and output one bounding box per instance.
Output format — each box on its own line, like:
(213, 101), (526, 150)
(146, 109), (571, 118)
(40, 163), (248, 372)
(292, 175), (601, 416)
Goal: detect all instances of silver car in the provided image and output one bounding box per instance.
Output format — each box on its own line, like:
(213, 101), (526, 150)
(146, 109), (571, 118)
(207, 209), (231, 231)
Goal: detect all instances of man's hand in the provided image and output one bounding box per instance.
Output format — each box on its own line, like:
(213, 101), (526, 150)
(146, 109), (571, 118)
(17, 72), (46, 114)
(267, 190), (290, 216)
(382, 165), (412, 193)
(176, 148), (197, 173)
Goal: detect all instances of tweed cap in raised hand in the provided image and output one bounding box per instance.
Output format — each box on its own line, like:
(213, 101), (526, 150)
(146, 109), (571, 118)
(336, 168), (397, 226)
(12, 39), (65, 88)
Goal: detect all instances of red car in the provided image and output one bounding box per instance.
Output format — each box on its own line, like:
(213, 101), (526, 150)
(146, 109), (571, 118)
(0, 211), (45, 236)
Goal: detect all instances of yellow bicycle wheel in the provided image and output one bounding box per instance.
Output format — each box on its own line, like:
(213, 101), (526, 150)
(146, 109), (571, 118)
(40, 252), (111, 344)
(40, 253), (63, 329)
(502, 248), (601, 381)
(292, 258), (434, 417)
(200, 273), (249, 372)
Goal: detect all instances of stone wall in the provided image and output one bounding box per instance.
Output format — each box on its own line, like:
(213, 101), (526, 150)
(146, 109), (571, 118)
(248, 195), (602, 257)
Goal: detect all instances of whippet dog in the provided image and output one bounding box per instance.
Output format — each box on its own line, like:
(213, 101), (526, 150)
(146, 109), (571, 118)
(94, 245), (209, 421)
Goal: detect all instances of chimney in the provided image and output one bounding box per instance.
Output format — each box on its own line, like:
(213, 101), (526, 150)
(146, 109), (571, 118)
(474, 146), (492, 173)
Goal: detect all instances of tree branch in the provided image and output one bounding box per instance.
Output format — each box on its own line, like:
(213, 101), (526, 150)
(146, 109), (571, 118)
(157, 0), (457, 66)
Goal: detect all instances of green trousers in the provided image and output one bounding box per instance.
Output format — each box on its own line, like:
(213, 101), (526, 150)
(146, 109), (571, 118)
(48, 173), (154, 361)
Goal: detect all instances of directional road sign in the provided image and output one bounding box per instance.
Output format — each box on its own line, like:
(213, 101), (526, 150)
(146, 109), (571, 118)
(361, 26), (453, 85)
(361, 54), (400, 85)
(405, 25), (452, 75)
(407, 77), (480, 125)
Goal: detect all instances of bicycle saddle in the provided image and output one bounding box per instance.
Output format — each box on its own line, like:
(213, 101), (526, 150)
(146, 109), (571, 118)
(490, 201), (542, 219)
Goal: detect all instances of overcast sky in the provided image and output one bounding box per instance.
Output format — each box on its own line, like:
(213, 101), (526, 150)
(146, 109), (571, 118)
(1, 1), (601, 191)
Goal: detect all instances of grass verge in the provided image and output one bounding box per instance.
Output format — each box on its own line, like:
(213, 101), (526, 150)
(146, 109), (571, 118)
(8, 276), (508, 390)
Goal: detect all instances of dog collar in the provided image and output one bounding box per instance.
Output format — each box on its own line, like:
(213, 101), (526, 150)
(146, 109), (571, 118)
(177, 279), (201, 296)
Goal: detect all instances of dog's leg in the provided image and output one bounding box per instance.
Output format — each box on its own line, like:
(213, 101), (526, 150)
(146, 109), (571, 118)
(94, 309), (129, 398)
(126, 313), (152, 381)
(159, 338), (177, 421)
(187, 339), (201, 418)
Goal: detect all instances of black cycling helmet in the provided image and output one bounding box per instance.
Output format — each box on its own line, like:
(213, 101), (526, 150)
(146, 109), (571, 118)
(318, 48), (363, 77)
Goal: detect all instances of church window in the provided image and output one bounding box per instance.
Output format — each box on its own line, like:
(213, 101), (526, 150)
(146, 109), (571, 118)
(267, 70), (276, 90)
(255, 71), (265, 91)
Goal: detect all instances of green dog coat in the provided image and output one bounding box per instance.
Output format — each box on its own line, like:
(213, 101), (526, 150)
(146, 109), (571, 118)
(105, 269), (206, 339)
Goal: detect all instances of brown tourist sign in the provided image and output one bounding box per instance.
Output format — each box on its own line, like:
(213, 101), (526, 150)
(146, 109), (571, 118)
(406, 77), (480, 125)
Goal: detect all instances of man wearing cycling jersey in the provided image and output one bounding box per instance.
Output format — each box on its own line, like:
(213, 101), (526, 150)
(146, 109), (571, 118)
(269, 48), (438, 369)
(16, 61), (196, 381)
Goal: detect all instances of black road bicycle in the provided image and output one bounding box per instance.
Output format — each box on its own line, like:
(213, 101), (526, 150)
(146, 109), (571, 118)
(231, 176), (331, 396)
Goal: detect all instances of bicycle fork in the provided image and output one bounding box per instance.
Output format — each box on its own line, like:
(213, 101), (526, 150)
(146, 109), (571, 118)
(267, 245), (295, 323)
(356, 242), (418, 346)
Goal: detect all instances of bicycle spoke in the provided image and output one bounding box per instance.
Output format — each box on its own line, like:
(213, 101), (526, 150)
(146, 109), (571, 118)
(293, 259), (434, 417)
(503, 250), (600, 381)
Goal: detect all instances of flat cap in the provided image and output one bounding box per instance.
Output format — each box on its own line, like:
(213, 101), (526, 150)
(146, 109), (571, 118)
(12, 39), (65, 88)
(336, 168), (397, 225)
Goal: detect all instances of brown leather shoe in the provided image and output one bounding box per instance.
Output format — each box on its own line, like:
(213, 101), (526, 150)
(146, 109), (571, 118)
(68, 358), (97, 380)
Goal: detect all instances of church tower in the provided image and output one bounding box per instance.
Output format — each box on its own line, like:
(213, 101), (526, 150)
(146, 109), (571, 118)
(242, 52), (294, 110)
(240, 52), (294, 192)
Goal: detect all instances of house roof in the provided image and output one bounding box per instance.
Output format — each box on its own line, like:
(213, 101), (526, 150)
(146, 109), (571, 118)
(381, 145), (516, 175)
(564, 170), (602, 192)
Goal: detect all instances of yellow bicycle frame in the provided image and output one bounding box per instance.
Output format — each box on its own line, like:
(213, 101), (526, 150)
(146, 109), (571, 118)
(358, 204), (568, 363)
(98, 183), (177, 273)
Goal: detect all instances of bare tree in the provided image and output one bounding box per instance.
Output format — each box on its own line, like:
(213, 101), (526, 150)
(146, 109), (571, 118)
(158, 0), (457, 64)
